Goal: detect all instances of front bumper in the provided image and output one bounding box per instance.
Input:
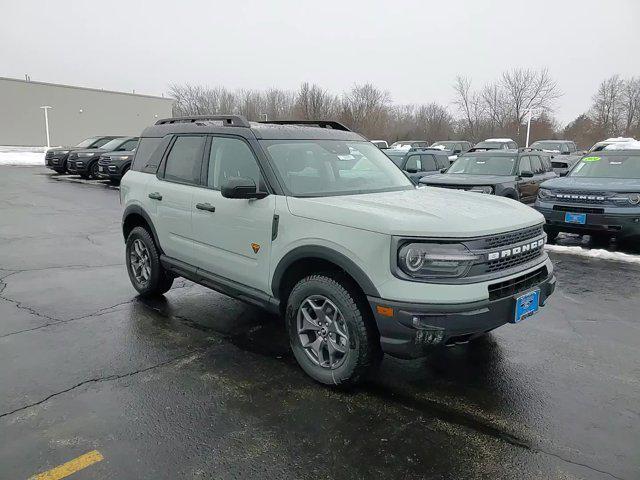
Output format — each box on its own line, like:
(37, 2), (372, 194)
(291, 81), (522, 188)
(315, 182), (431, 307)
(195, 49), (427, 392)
(67, 158), (92, 174)
(536, 205), (640, 239)
(97, 162), (124, 180)
(369, 268), (556, 359)
(45, 156), (68, 172)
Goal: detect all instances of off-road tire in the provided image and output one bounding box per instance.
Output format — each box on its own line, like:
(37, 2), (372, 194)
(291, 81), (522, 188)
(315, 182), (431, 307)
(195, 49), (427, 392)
(125, 226), (174, 297)
(286, 273), (381, 386)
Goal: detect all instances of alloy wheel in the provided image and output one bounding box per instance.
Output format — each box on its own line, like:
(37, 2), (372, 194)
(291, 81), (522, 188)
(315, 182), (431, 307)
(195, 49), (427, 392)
(130, 239), (151, 285)
(297, 295), (350, 369)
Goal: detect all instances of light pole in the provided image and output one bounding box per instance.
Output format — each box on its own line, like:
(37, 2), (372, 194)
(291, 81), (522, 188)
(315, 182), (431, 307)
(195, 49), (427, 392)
(40, 106), (52, 148)
(524, 108), (542, 147)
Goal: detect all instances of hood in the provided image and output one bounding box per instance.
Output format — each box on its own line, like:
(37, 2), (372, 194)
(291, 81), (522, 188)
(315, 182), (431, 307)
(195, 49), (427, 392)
(73, 148), (106, 155)
(421, 173), (516, 186)
(286, 188), (543, 237)
(541, 176), (640, 192)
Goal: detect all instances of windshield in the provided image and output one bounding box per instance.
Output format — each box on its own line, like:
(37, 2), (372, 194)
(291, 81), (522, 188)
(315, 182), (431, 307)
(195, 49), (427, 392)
(75, 137), (100, 148)
(531, 141), (563, 152)
(98, 138), (126, 151)
(260, 140), (413, 197)
(448, 155), (516, 175)
(569, 154), (640, 179)
(474, 142), (503, 150)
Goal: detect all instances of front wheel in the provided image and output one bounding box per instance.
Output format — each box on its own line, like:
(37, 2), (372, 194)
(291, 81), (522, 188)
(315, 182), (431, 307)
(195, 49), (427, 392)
(286, 273), (381, 386)
(88, 161), (100, 180)
(125, 227), (174, 297)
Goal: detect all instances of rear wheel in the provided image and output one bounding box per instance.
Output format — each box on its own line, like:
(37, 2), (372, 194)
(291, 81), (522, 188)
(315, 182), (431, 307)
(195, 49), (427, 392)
(125, 226), (174, 297)
(286, 273), (381, 386)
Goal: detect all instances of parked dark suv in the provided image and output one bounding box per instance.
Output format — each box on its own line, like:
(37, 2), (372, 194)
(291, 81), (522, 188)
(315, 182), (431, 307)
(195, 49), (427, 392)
(45, 136), (121, 174)
(420, 149), (556, 203)
(68, 137), (138, 179)
(430, 140), (473, 156)
(530, 140), (581, 176)
(535, 149), (640, 243)
(384, 147), (450, 182)
(97, 147), (137, 184)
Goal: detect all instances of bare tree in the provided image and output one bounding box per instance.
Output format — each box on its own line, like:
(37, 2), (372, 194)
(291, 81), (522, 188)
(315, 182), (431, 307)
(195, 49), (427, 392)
(452, 76), (485, 141)
(500, 68), (562, 125)
(481, 82), (510, 131)
(590, 75), (625, 137)
(341, 84), (391, 138)
(621, 77), (640, 136)
(294, 82), (339, 120)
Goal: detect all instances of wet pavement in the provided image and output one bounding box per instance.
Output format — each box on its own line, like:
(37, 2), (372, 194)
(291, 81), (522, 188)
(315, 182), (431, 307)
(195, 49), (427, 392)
(0, 167), (638, 479)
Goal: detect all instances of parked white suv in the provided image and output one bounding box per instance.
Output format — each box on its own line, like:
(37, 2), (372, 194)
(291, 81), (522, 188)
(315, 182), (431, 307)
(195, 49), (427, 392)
(120, 116), (556, 385)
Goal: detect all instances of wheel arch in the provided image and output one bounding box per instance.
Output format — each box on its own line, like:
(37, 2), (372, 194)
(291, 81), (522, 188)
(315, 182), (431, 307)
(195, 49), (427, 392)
(122, 205), (163, 253)
(271, 245), (380, 306)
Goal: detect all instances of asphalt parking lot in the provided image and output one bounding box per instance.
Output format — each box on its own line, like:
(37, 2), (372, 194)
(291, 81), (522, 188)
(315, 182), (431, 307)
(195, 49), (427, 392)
(1, 167), (638, 480)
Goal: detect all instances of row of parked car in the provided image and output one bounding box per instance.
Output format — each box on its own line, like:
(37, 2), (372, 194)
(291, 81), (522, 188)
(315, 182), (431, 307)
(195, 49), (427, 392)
(45, 135), (138, 184)
(380, 136), (640, 243)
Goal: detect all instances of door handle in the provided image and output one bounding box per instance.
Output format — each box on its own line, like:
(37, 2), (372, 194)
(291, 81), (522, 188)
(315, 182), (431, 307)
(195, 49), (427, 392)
(195, 202), (216, 212)
(148, 192), (162, 201)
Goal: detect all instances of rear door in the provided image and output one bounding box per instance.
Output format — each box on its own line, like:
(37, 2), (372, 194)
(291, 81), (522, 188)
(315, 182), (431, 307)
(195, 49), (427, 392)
(191, 135), (275, 292)
(148, 135), (206, 265)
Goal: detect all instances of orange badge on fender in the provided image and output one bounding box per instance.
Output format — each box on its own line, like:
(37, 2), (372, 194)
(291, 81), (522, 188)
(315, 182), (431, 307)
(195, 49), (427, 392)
(251, 243), (261, 254)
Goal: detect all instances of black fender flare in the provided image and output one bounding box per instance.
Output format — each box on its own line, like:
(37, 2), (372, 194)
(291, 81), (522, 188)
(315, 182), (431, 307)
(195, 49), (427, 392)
(271, 245), (380, 299)
(122, 204), (163, 253)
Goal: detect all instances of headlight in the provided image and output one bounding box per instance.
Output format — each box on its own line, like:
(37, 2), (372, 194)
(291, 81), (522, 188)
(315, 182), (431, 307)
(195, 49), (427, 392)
(115, 156), (131, 161)
(58, 150), (70, 154)
(78, 152), (95, 157)
(469, 185), (493, 194)
(538, 188), (553, 200)
(610, 193), (640, 205)
(398, 243), (479, 279)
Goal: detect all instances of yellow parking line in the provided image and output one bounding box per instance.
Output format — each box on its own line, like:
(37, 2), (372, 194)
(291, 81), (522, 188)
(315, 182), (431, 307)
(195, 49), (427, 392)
(29, 450), (104, 480)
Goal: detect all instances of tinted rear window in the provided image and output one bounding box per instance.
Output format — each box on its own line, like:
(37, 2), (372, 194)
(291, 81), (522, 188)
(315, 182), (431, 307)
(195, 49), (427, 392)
(132, 137), (163, 173)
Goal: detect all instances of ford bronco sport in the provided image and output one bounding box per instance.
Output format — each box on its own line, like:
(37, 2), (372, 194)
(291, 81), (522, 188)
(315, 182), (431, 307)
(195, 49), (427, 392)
(120, 115), (556, 386)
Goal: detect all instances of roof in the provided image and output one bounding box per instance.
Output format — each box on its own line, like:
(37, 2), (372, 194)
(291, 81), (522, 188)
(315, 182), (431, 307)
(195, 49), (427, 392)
(484, 138), (515, 142)
(463, 149), (520, 156)
(531, 139), (574, 143)
(141, 117), (365, 141)
(0, 76), (174, 102)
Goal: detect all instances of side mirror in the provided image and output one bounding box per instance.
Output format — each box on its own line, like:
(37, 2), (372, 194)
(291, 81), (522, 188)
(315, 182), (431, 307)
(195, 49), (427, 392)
(453, 149), (461, 154)
(221, 177), (267, 199)
(440, 168), (447, 173)
(406, 168), (418, 174)
(520, 171), (534, 178)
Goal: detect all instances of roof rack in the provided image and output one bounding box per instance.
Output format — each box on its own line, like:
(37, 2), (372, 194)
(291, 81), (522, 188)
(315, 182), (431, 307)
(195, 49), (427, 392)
(260, 120), (351, 131)
(155, 115), (250, 127)
(518, 147), (543, 152)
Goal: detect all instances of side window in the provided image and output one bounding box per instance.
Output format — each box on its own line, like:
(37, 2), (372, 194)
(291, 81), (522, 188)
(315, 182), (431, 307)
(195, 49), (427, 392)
(434, 155), (448, 169)
(207, 137), (262, 189)
(421, 154), (437, 171)
(454, 143), (463, 153)
(570, 142), (577, 152)
(519, 156), (532, 174)
(405, 155), (421, 172)
(120, 139), (139, 151)
(93, 137), (113, 148)
(132, 137), (162, 172)
(163, 135), (205, 184)
(560, 144), (569, 154)
(530, 155), (543, 174)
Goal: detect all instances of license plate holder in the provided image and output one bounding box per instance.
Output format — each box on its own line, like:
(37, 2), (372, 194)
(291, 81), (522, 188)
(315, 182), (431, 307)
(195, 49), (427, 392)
(564, 212), (586, 224)
(513, 289), (540, 323)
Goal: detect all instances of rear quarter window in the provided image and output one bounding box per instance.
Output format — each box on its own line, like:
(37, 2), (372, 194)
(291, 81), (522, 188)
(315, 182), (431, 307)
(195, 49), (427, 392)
(132, 137), (164, 173)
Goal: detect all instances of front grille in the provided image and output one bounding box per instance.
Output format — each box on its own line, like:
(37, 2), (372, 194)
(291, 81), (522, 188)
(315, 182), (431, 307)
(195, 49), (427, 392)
(432, 184), (472, 191)
(553, 190), (607, 204)
(488, 266), (548, 301)
(483, 225), (544, 249)
(553, 205), (604, 214)
(486, 248), (543, 273)
(98, 157), (112, 166)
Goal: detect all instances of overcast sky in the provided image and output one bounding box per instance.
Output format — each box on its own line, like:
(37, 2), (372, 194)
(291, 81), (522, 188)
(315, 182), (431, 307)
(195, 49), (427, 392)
(2, 0), (639, 125)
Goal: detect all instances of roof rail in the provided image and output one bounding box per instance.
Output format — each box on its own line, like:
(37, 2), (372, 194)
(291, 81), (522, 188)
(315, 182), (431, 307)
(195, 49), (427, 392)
(155, 115), (250, 127)
(260, 120), (351, 131)
(519, 147), (543, 152)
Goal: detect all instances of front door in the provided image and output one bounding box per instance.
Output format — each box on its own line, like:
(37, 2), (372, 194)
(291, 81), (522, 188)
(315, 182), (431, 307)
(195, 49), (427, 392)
(517, 155), (537, 203)
(191, 136), (275, 293)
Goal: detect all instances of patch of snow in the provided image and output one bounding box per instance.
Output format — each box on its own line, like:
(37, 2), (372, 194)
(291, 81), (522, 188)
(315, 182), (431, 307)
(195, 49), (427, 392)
(545, 244), (640, 264)
(604, 141), (640, 150)
(603, 137), (636, 143)
(485, 138), (514, 142)
(0, 146), (45, 166)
